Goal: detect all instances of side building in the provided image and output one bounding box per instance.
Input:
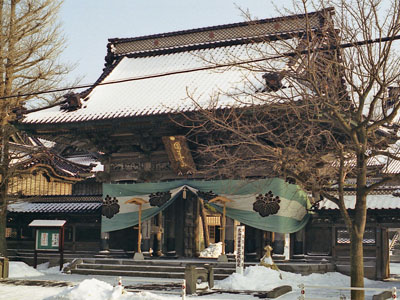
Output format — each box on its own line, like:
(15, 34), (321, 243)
(5, 138), (103, 259)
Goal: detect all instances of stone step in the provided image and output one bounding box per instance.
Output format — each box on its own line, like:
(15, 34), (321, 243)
(76, 262), (236, 275)
(390, 255), (400, 262)
(69, 257), (335, 280)
(71, 257), (238, 279)
(72, 267), (229, 280)
(73, 268), (186, 279)
(81, 258), (235, 268)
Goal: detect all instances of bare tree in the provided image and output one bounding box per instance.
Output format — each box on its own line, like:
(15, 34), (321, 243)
(0, 0), (69, 256)
(179, 1), (400, 299)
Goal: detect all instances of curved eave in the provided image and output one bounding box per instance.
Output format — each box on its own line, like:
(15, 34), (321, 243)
(15, 111), (174, 132)
(19, 163), (84, 182)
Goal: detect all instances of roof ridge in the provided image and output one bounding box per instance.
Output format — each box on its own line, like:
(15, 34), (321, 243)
(107, 8), (334, 57)
(109, 8), (334, 45)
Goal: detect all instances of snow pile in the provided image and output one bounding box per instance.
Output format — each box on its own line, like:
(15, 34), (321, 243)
(37, 262), (67, 274)
(44, 279), (164, 300)
(217, 265), (354, 292)
(216, 265), (383, 298)
(9, 261), (44, 278)
(199, 242), (222, 258)
(9, 261), (65, 278)
(216, 265), (283, 291)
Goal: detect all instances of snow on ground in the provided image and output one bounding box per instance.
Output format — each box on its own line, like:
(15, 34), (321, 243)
(2, 261), (400, 300)
(216, 265), (398, 299)
(8, 261), (44, 278)
(0, 284), (65, 300)
(391, 263), (400, 275)
(44, 279), (149, 300)
(199, 242), (222, 258)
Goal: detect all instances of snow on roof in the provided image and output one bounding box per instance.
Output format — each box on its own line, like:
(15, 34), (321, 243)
(37, 138), (56, 148)
(65, 155), (104, 172)
(21, 10), (334, 125)
(22, 42), (288, 124)
(29, 219), (66, 227)
(318, 193), (400, 210)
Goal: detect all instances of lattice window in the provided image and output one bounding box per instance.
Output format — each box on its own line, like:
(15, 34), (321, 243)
(336, 228), (376, 244)
(5, 228), (17, 239)
(209, 226), (216, 240)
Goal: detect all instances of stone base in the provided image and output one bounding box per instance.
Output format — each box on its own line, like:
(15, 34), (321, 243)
(133, 252), (144, 261)
(372, 291), (394, 300)
(266, 285), (292, 298)
(217, 254), (228, 262)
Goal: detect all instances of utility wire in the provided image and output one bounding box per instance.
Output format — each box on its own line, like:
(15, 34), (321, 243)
(1, 34), (400, 101)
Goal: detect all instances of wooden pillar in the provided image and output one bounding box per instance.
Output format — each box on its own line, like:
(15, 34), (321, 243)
(72, 225), (76, 252)
(175, 197), (184, 256)
(194, 196), (200, 256)
(124, 197), (148, 256)
(331, 224), (337, 259)
(382, 227), (390, 279)
(221, 203), (226, 255)
(290, 233), (295, 259)
(156, 212), (163, 256)
(165, 202), (176, 253)
(376, 226), (389, 280)
(225, 218), (234, 253)
(137, 204), (142, 253)
(199, 197), (210, 249)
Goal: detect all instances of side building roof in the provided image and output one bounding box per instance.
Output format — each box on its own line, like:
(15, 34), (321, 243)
(316, 190), (400, 210)
(9, 142), (95, 181)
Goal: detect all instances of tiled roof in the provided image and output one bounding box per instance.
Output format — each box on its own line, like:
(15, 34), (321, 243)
(382, 158), (400, 174)
(21, 44), (275, 124)
(318, 193), (400, 210)
(8, 201), (102, 214)
(10, 195), (103, 202)
(20, 10), (332, 125)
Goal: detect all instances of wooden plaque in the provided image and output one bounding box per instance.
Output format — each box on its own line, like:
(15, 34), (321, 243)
(162, 136), (196, 175)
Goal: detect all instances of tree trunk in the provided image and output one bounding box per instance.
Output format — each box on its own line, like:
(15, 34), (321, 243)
(0, 126), (10, 257)
(350, 227), (364, 300)
(350, 145), (368, 300)
(0, 0), (4, 96)
(0, 203), (6, 257)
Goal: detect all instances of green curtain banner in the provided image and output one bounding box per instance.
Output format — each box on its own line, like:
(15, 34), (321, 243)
(101, 178), (310, 234)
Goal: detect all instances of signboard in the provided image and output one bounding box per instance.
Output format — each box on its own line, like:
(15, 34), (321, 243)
(29, 220), (66, 270)
(36, 229), (60, 251)
(162, 136), (196, 175)
(235, 225), (245, 274)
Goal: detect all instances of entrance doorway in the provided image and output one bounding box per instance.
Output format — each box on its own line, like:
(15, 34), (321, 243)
(162, 190), (200, 257)
(389, 228), (400, 279)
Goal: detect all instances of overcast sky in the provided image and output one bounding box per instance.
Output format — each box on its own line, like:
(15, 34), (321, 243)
(59, 1), (293, 85)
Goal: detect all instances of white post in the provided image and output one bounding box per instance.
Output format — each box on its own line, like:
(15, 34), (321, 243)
(235, 225), (245, 274)
(298, 283), (305, 300)
(181, 279), (186, 300)
(297, 284), (397, 299)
